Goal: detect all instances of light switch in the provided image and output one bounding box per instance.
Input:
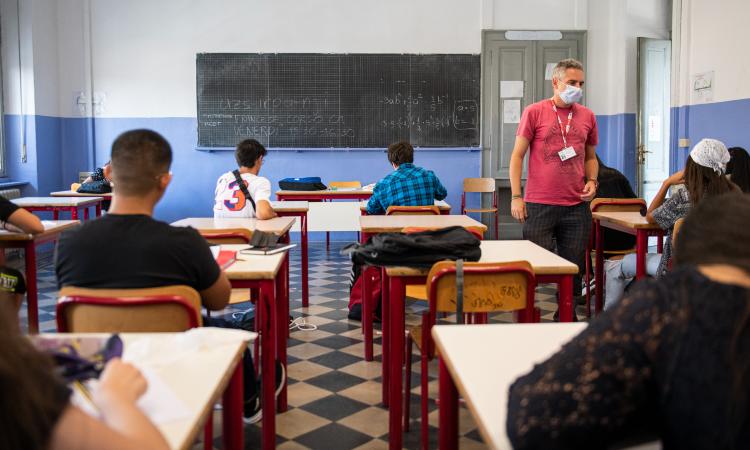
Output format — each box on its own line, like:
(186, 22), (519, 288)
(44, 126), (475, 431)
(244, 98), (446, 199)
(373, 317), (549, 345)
(678, 138), (690, 148)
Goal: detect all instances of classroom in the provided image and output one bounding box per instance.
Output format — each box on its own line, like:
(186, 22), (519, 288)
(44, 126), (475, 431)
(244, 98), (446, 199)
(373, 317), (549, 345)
(1, 0), (749, 449)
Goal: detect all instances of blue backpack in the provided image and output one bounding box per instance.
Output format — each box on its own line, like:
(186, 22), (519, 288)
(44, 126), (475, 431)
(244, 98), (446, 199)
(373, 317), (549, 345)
(279, 177), (327, 191)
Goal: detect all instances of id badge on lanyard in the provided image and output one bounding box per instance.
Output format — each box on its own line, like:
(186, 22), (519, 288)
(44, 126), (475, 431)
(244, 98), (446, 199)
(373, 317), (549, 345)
(552, 101), (577, 162)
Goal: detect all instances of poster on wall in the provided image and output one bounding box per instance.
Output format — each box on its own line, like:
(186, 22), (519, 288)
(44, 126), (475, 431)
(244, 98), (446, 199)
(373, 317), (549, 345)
(691, 71), (714, 104)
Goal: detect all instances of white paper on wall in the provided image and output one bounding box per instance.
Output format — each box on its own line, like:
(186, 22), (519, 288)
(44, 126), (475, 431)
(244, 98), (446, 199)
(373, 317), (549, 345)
(500, 81), (524, 98)
(503, 99), (521, 123)
(691, 71), (714, 103)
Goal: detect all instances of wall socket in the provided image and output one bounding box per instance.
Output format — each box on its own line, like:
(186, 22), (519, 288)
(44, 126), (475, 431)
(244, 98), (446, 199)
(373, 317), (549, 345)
(678, 138), (690, 148)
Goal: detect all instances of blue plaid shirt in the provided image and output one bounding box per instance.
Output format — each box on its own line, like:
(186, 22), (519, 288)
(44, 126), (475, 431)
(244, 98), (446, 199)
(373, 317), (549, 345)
(366, 163), (448, 215)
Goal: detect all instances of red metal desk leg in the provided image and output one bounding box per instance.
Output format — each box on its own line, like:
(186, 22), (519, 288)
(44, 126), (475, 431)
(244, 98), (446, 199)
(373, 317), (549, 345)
(362, 265), (373, 361)
(381, 268), (390, 407)
(53, 210), (59, 220)
(388, 276), (406, 450)
(636, 230), (648, 279)
(222, 359), (244, 450)
(438, 357), (459, 450)
(558, 275), (574, 322)
(300, 211), (309, 307)
(25, 241), (38, 333)
(95, 202), (102, 217)
(258, 279), (277, 450)
(70, 207), (78, 221)
(594, 220), (604, 313)
(276, 252), (289, 412)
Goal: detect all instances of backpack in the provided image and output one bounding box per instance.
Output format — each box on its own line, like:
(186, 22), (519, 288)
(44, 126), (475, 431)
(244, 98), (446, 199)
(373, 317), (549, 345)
(77, 180), (112, 194)
(279, 177), (327, 191)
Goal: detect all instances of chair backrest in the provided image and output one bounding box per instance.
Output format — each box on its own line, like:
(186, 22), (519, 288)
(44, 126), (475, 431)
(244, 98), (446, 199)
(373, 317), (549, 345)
(329, 181), (362, 189)
(590, 197), (647, 213)
(56, 285), (203, 332)
(672, 217), (685, 247)
(426, 260), (536, 314)
(463, 177), (496, 193)
(386, 205), (441, 216)
(198, 228), (252, 245)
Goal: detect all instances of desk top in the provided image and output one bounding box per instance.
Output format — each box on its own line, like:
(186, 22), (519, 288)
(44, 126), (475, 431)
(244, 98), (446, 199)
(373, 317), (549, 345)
(592, 211), (661, 230)
(45, 329), (255, 450)
(0, 220), (79, 241)
(360, 214), (486, 234)
(14, 196), (103, 207)
(276, 189), (373, 197)
(386, 240), (579, 277)
(50, 190), (113, 198)
(171, 217), (296, 236)
(270, 201), (309, 213)
(220, 244), (286, 280)
(432, 323), (587, 450)
(358, 200), (451, 211)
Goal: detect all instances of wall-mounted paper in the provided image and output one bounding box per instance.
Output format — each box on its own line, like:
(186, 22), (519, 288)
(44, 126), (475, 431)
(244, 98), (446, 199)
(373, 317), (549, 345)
(691, 71), (714, 103)
(500, 81), (524, 98)
(545, 63), (557, 80)
(503, 99), (521, 123)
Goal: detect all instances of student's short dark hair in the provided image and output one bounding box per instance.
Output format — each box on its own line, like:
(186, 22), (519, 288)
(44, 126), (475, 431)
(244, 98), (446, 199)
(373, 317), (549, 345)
(110, 129), (172, 196)
(387, 141), (414, 166)
(235, 139), (267, 168)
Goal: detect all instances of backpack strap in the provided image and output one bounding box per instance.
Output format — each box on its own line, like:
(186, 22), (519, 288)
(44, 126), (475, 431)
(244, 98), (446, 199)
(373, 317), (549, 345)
(455, 259), (464, 324)
(232, 170), (256, 212)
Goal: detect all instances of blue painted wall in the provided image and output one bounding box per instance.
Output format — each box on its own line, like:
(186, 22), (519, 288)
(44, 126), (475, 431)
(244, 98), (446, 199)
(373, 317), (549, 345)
(595, 113), (637, 186)
(670, 97), (750, 172)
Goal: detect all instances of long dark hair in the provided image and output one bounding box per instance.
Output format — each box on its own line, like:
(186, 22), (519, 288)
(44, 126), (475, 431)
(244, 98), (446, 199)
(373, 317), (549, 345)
(728, 147), (750, 193)
(683, 156), (737, 205)
(674, 192), (750, 445)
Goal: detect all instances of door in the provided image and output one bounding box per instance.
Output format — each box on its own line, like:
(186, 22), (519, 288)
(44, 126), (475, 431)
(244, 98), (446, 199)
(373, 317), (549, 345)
(637, 38), (671, 204)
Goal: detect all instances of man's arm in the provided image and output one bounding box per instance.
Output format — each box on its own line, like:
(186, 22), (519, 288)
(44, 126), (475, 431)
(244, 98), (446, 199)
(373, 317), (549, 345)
(433, 173), (448, 201)
(255, 200), (277, 220)
(366, 184), (385, 215)
(509, 136), (530, 223)
(7, 208), (44, 234)
(580, 144), (599, 201)
(200, 270), (231, 311)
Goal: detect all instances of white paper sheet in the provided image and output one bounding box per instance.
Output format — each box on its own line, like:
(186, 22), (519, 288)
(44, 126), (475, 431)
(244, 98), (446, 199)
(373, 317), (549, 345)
(500, 81), (524, 98)
(503, 100), (521, 123)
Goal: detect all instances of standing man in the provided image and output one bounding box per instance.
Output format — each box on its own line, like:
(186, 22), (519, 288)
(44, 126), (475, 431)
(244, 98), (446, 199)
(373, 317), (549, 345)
(509, 58), (599, 303)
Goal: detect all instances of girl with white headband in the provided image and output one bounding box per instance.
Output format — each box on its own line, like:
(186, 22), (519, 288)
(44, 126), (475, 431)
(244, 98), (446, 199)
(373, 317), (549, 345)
(603, 138), (739, 308)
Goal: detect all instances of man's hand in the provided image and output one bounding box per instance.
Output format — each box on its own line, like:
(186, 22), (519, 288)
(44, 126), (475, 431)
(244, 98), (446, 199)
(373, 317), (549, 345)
(580, 180), (597, 202)
(510, 198), (527, 223)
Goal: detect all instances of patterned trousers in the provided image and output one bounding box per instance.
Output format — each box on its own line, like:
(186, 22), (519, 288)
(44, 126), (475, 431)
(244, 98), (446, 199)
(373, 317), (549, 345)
(523, 202), (592, 296)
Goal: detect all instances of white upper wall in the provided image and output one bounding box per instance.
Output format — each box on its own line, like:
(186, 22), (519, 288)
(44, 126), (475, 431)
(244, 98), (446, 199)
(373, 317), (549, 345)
(483, 0), (587, 30)
(674, 0), (750, 107)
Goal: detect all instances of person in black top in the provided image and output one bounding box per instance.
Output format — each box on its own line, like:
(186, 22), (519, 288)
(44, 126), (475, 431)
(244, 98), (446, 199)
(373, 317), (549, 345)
(0, 195), (44, 234)
(594, 155), (638, 251)
(507, 192), (750, 449)
(55, 129), (269, 423)
(728, 147), (750, 193)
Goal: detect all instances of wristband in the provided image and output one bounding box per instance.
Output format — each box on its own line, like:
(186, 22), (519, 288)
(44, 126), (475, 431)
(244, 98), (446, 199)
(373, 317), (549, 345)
(587, 179), (599, 189)
(511, 194), (522, 200)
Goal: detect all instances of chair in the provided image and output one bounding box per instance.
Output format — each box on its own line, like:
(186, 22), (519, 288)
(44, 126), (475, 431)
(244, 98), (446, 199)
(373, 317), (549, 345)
(197, 228), (252, 245)
(386, 205), (441, 216)
(585, 198), (647, 316)
(461, 178), (499, 239)
(326, 181), (362, 250)
(56, 285), (214, 449)
(672, 217), (685, 245)
(403, 261), (538, 446)
(56, 285), (202, 332)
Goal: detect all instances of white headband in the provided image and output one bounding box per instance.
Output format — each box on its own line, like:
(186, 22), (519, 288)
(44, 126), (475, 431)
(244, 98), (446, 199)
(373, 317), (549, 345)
(690, 138), (730, 175)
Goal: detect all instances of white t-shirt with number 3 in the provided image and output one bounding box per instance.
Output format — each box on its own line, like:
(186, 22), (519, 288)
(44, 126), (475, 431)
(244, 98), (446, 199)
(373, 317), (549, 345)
(213, 171), (272, 218)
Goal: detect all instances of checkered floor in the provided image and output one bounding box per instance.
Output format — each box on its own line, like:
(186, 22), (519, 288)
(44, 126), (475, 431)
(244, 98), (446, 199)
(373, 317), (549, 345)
(18, 240), (585, 449)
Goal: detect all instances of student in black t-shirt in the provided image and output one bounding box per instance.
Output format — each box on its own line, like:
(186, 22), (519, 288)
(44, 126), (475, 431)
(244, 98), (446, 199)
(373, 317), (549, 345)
(0, 195), (44, 234)
(55, 129), (272, 423)
(593, 155), (638, 252)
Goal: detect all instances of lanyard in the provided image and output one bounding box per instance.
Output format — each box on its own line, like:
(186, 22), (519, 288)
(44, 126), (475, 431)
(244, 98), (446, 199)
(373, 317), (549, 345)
(551, 100), (573, 148)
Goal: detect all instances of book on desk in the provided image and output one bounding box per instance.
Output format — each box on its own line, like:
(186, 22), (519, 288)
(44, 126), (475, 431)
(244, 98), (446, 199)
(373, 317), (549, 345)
(240, 242), (296, 255)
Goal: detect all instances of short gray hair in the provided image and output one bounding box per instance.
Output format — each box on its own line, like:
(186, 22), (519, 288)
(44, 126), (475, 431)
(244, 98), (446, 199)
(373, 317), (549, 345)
(552, 58), (584, 81)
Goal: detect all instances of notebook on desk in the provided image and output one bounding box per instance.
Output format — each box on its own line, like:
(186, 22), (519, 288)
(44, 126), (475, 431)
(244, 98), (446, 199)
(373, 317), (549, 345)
(240, 243), (296, 255)
(210, 246), (238, 269)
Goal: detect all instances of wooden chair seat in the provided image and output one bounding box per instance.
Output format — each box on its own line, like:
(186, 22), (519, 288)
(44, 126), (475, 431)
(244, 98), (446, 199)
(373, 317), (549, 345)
(405, 285), (428, 301)
(386, 205), (441, 216)
(461, 177), (499, 239)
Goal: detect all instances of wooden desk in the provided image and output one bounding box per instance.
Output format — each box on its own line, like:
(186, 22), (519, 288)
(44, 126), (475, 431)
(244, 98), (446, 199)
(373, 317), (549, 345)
(382, 241), (580, 450)
(50, 189), (113, 199)
(44, 329), (254, 450)
(0, 220), (79, 332)
(358, 199), (452, 215)
(171, 217), (296, 237)
(220, 244), (289, 449)
(432, 323), (587, 450)
(271, 201), (310, 307)
(591, 211), (666, 313)
(276, 188), (373, 201)
(359, 214), (486, 240)
(14, 196), (103, 220)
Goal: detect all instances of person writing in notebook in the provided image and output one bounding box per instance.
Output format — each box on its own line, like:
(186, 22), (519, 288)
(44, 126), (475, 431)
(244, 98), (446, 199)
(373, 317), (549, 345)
(366, 140), (448, 215)
(509, 58), (599, 305)
(55, 129), (279, 423)
(214, 139), (276, 219)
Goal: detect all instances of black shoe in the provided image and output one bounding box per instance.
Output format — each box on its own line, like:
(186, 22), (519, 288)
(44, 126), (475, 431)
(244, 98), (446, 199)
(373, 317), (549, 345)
(243, 361), (286, 424)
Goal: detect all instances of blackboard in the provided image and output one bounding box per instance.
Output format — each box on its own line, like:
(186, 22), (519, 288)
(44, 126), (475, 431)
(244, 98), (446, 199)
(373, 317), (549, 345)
(196, 53), (480, 148)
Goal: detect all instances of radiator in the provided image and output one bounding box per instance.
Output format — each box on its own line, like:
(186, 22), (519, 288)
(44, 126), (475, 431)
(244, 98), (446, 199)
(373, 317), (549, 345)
(0, 188), (21, 199)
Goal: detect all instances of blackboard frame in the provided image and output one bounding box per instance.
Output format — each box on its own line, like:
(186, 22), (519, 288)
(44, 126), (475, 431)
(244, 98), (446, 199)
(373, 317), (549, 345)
(196, 53), (481, 150)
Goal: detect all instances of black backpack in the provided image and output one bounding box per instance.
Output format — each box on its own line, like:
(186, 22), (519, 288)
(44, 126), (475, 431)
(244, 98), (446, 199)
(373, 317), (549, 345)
(341, 226), (482, 268)
(279, 177), (327, 191)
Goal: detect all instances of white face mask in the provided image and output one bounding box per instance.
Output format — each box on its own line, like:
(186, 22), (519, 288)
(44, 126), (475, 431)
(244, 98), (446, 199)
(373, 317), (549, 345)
(559, 83), (583, 105)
